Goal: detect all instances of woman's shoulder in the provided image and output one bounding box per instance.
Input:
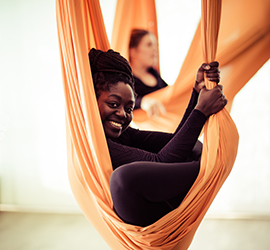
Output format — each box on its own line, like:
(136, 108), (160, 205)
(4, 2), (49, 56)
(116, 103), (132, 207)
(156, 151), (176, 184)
(109, 127), (139, 146)
(147, 67), (160, 79)
(133, 67), (167, 97)
(148, 67), (168, 88)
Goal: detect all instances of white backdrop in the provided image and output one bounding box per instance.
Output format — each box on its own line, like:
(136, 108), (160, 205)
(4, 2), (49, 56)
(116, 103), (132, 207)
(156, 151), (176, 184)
(0, 0), (269, 216)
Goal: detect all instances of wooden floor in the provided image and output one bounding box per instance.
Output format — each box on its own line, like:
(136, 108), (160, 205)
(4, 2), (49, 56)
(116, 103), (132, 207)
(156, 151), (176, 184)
(1, 211), (270, 250)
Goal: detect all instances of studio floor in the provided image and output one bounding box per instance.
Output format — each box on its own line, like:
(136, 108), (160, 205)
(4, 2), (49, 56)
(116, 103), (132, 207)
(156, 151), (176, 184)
(0, 211), (270, 250)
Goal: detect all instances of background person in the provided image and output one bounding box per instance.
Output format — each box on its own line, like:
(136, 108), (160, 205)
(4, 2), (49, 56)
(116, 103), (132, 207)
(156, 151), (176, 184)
(129, 29), (167, 117)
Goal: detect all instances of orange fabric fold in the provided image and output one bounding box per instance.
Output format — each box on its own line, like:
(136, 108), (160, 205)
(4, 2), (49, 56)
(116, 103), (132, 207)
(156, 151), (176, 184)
(56, 0), (242, 249)
(112, 0), (270, 133)
(111, 0), (159, 71)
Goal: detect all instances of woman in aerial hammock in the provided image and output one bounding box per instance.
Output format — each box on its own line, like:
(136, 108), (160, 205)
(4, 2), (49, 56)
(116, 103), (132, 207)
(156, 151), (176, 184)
(89, 47), (227, 227)
(129, 29), (167, 117)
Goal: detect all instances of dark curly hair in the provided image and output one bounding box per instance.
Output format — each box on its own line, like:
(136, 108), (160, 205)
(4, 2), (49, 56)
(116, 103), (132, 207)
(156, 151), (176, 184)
(88, 48), (136, 99)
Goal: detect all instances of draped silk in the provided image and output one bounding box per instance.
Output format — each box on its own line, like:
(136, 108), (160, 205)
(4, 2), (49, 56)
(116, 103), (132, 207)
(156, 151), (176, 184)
(112, 0), (270, 132)
(56, 0), (269, 249)
(111, 0), (160, 72)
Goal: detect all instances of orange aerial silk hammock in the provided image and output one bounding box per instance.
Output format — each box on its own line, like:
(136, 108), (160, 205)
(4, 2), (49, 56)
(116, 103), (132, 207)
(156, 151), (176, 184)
(56, 0), (267, 249)
(112, 0), (270, 133)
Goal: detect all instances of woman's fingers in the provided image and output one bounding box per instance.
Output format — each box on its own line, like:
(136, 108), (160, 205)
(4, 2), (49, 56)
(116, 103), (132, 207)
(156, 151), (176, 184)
(196, 85), (227, 116)
(206, 76), (220, 84)
(208, 61), (219, 68)
(205, 61), (220, 83)
(199, 63), (209, 71)
(195, 61), (220, 91)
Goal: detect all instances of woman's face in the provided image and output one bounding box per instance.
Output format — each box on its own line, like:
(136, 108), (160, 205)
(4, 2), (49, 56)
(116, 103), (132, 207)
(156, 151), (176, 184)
(131, 33), (157, 67)
(97, 81), (135, 139)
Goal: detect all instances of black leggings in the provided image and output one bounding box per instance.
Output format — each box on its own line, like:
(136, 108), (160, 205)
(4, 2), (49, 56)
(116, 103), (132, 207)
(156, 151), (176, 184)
(110, 160), (200, 227)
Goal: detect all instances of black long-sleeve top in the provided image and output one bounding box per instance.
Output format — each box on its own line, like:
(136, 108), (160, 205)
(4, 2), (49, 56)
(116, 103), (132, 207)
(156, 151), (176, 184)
(107, 89), (207, 170)
(134, 67), (168, 109)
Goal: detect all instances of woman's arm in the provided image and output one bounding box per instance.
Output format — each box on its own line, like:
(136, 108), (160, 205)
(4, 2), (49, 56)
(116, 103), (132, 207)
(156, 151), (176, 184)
(111, 87), (199, 155)
(108, 62), (225, 169)
(174, 61), (221, 133)
(108, 109), (207, 170)
(109, 86), (227, 170)
(134, 68), (167, 116)
(173, 88), (199, 135)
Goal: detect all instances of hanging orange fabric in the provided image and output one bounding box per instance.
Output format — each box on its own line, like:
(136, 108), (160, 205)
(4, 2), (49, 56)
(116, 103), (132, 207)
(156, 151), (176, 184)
(56, 0), (239, 249)
(111, 0), (159, 71)
(112, 0), (270, 133)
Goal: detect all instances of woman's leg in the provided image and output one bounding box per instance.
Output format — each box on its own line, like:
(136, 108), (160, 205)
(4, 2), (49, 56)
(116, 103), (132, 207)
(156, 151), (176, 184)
(110, 160), (200, 227)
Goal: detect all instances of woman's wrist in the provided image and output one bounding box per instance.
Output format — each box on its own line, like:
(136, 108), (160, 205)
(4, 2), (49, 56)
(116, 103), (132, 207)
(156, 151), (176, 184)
(194, 80), (206, 93)
(194, 104), (210, 117)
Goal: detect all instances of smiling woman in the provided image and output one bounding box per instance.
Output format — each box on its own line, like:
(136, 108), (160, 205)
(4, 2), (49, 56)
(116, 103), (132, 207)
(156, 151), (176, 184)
(97, 82), (135, 138)
(89, 48), (136, 139)
(88, 47), (227, 227)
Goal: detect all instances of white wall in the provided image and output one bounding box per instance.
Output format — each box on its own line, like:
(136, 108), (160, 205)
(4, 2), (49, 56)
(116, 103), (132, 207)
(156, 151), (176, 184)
(0, 0), (76, 212)
(0, 0), (269, 216)
(209, 60), (270, 216)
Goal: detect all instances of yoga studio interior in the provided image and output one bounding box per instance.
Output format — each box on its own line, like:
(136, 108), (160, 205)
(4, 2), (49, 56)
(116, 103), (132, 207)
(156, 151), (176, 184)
(0, 0), (269, 249)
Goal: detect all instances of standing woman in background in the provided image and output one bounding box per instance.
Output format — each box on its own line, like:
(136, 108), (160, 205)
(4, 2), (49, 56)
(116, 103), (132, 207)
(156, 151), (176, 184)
(129, 29), (167, 117)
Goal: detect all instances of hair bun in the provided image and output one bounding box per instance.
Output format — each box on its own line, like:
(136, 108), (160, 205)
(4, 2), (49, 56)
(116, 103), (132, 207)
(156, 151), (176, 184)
(88, 48), (104, 75)
(88, 48), (133, 81)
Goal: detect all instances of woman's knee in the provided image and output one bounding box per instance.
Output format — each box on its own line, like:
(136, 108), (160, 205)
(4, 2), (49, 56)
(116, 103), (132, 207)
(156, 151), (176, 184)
(110, 163), (140, 197)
